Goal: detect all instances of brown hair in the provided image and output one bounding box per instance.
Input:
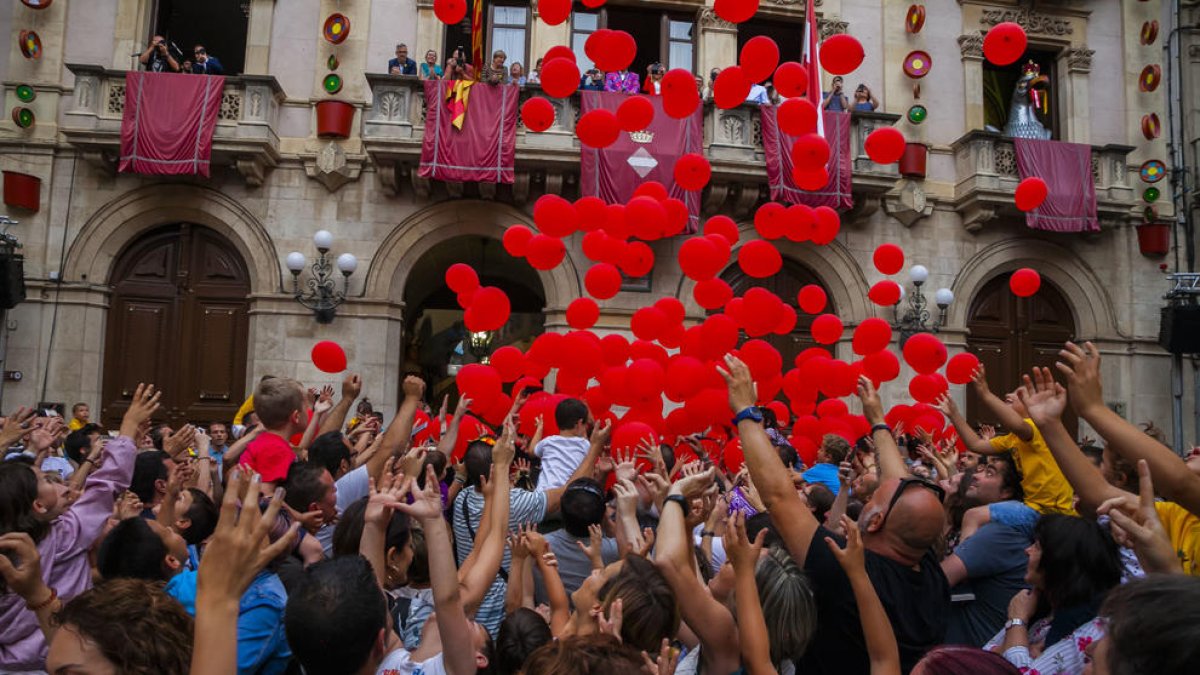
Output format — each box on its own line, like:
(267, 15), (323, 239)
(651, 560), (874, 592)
(821, 434), (852, 464)
(254, 376), (305, 428)
(598, 555), (679, 652)
(53, 578), (193, 675)
(524, 634), (648, 675)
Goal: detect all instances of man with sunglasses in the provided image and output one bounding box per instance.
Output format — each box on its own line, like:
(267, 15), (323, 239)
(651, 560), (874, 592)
(718, 355), (950, 675)
(190, 44), (224, 75)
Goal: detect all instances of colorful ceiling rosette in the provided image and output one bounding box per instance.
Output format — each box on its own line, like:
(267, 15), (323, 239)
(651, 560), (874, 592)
(1139, 160), (1166, 184)
(19, 30), (41, 59)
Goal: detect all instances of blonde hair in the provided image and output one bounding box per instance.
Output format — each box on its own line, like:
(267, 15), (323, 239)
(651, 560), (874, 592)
(254, 377), (304, 428)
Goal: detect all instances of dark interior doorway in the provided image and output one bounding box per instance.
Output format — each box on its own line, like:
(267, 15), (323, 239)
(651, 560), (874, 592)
(738, 18), (803, 63)
(605, 6), (662, 81)
(983, 46), (1060, 139)
(153, 0), (249, 74)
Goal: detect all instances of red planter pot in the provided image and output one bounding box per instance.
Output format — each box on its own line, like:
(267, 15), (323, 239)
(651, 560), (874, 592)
(1137, 223), (1170, 257)
(316, 100), (355, 139)
(899, 142), (927, 178)
(2, 171), (41, 212)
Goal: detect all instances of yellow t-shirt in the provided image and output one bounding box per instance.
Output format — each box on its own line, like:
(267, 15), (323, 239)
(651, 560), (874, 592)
(67, 417), (85, 431)
(233, 395), (255, 425)
(1154, 501), (1200, 576)
(989, 418), (1076, 515)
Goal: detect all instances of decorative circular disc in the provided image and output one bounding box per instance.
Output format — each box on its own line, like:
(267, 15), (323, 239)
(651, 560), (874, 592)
(907, 104), (927, 124)
(1143, 205), (1158, 223)
(903, 51), (932, 79)
(12, 107), (35, 129)
(323, 14), (350, 44)
(1139, 64), (1162, 92)
(1141, 113), (1161, 140)
(1140, 159), (1166, 184)
(327, 54), (340, 71)
(20, 0), (53, 8)
(1140, 20), (1159, 45)
(905, 5), (926, 34)
(322, 74), (343, 94)
(19, 30), (42, 59)
(1143, 186), (1160, 203)
(15, 85), (36, 103)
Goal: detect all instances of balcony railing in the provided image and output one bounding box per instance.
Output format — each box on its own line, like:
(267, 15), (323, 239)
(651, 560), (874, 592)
(950, 130), (1136, 230)
(363, 74), (901, 215)
(61, 64), (286, 186)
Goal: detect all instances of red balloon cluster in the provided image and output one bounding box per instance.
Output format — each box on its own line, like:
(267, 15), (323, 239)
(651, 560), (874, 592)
(1010, 268), (1041, 297)
(585, 30), (636, 73)
(311, 341), (347, 373)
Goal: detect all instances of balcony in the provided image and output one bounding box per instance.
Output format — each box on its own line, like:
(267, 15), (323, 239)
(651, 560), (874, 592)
(950, 130), (1137, 231)
(363, 74), (901, 216)
(61, 65), (286, 186)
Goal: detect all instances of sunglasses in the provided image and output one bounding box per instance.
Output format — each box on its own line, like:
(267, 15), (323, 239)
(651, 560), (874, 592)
(194, 50), (206, 55)
(876, 476), (946, 530)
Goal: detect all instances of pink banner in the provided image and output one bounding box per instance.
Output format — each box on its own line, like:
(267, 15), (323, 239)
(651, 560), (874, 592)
(1015, 138), (1099, 233)
(760, 109), (853, 210)
(579, 91), (703, 233)
(419, 79), (518, 183)
(119, 72), (224, 176)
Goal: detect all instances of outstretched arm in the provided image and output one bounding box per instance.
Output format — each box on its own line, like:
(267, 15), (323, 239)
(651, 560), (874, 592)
(970, 365), (1034, 442)
(937, 394), (1004, 456)
(856, 376), (907, 482)
(380, 376), (426, 458)
(319, 373), (362, 436)
(725, 513), (776, 675)
(825, 516), (901, 675)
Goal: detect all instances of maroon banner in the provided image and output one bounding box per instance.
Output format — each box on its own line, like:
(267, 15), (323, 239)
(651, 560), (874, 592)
(760, 109), (853, 210)
(1015, 138), (1099, 233)
(119, 71), (224, 176)
(579, 91), (703, 233)
(419, 80), (518, 183)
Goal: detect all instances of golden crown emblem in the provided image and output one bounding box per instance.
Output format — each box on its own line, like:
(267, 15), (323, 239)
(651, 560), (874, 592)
(629, 129), (655, 144)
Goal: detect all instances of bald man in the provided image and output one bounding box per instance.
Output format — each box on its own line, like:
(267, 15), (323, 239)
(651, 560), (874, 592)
(718, 356), (950, 675)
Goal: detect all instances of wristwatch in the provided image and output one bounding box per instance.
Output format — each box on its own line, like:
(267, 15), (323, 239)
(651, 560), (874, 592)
(871, 423), (892, 435)
(732, 407), (763, 427)
(1003, 618), (1026, 631)
(664, 494), (688, 511)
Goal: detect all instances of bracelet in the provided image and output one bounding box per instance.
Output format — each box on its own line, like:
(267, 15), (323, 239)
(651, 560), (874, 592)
(699, 530), (715, 538)
(664, 494), (688, 511)
(26, 587), (57, 612)
(871, 423), (892, 435)
(453, 475), (467, 485)
(81, 457), (96, 465)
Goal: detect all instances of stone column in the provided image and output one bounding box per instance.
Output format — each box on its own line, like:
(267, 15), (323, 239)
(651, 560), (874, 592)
(1060, 46), (1093, 144)
(244, 0), (277, 75)
(530, 1), (569, 67)
(957, 31), (985, 133)
(415, 0), (446, 68)
(697, 7), (737, 83)
(110, 0), (154, 71)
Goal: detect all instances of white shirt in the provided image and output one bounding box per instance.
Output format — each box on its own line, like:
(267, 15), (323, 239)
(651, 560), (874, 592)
(746, 83), (770, 105)
(377, 650), (446, 675)
(534, 435), (590, 491)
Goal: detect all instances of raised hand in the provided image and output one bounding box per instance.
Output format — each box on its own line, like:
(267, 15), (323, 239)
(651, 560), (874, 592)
(0, 533), (48, 604)
(723, 511), (765, 572)
(492, 418), (516, 467)
(978, 424), (996, 440)
(401, 375), (427, 401)
(856, 375), (885, 425)
(341, 373), (363, 401)
(969, 362), (990, 394)
(614, 447), (639, 483)
(1015, 367), (1067, 426)
(670, 464), (715, 500)
(523, 529), (550, 558)
(837, 461), (853, 486)
(576, 523), (606, 570)
(595, 597), (624, 642)
(823, 514), (866, 576)
(0, 407), (35, 448)
(716, 355), (757, 413)
(115, 491), (144, 520)
(120, 384), (162, 438)
(589, 418), (613, 447)
(1056, 341), (1105, 417)
(392, 464), (444, 522)
(365, 463), (411, 528)
(164, 424), (196, 460)
(1098, 459), (1181, 574)
(613, 478), (640, 520)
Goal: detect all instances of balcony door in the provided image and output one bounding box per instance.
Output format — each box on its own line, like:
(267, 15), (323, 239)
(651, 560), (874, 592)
(965, 272), (1076, 435)
(102, 224), (250, 429)
(152, 0), (249, 74)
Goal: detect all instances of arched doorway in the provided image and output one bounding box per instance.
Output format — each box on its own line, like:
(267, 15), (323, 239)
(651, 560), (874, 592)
(101, 224), (250, 428)
(718, 259), (833, 369)
(966, 272), (1077, 434)
(403, 235), (546, 403)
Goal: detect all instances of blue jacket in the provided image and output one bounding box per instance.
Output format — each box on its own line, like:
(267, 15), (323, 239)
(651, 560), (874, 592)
(192, 56), (224, 75)
(388, 57), (417, 75)
(164, 569), (290, 674)
(802, 462), (842, 495)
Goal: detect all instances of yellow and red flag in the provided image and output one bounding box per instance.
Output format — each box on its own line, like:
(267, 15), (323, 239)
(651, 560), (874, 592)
(446, 78), (474, 129)
(471, 0), (485, 78)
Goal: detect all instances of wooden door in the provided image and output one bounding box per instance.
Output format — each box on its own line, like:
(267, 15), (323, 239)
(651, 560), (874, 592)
(965, 272), (1076, 434)
(102, 225), (250, 429)
(719, 260), (833, 371)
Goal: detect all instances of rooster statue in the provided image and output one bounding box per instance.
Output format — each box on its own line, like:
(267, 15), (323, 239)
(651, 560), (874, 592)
(1003, 61), (1051, 140)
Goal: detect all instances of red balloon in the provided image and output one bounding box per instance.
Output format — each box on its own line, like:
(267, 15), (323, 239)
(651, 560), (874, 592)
(811, 314), (844, 345)
(655, 297), (685, 325)
(740, 36), (780, 84)
(502, 224), (534, 257)
(311, 341), (347, 373)
(600, 333), (631, 366)
(445, 263), (479, 293)
(611, 420), (658, 457)
(819, 34), (865, 76)
(566, 298), (600, 330)
(774, 304), (798, 335)
(627, 358), (666, 400)
(742, 288), (782, 338)
(626, 196), (666, 238)
(752, 202), (786, 240)
(738, 240), (783, 278)
(812, 206), (841, 245)
(909, 373), (949, 405)
(631, 307), (669, 341)
(618, 240), (655, 278)
(525, 234), (566, 270)
(434, 0), (467, 24)
(865, 127), (906, 164)
(983, 22), (1027, 67)
(868, 280), (902, 306)
(675, 153), (712, 191)
(778, 98), (818, 137)
(591, 30), (636, 73)
(581, 230), (623, 263)
(1015, 177), (1048, 211)
(873, 243), (905, 275)
(713, 66), (751, 109)
(703, 215), (739, 246)
(678, 236), (728, 281)
(946, 352), (982, 385)
(490, 346), (524, 382)
(662, 69), (701, 119)
(538, 0), (571, 25)
(740, 339), (783, 381)
(521, 97), (555, 132)
(465, 286), (512, 331)
(575, 196), (607, 232)
(540, 58), (581, 98)
(773, 62), (808, 98)
(634, 180), (669, 202)
(797, 284), (827, 314)
(1010, 268), (1041, 297)
(816, 398), (849, 419)
(585, 263), (623, 299)
(694, 278), (734, 309)
(542, 45), (576, 64)
(852, 318), (893, 355)
(456, 363), (503, 400)
(702, 314), (740, 356)
(616, 95), (654, 131)
(903, 333), (948, 375)
(577, 109), (621, 148)
(533, 194), (578, 237)
(863, 349), (900, 383)
(792, 167), (829, 191)
(792, 133), (830, 171)
(714, 0), (759, 23)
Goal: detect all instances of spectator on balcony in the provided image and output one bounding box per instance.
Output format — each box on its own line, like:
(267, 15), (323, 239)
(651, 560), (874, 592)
(527, 58), (543, 85)
(483, 50), (510, 85)
(853, 83), (880, 112)
(139, 35), (180, 73)
(822, 75), (849, 111)
(389, 44), (417, 76)
(746, 81), (770, 105)
(419, 50), (443, 79)
(191, 45), (223, 75)
(581, 69), (605, 91)
(639, 64), (663, 95)
(605, 67), (640, 94)
(703, 68), (719, 102)
(445, 46), (475, 81)
(510, 62), (527, 87)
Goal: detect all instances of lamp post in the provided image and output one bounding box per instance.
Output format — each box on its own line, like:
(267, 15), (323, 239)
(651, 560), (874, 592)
(286, 230), (357, 324)
(893, 264), (953, 346)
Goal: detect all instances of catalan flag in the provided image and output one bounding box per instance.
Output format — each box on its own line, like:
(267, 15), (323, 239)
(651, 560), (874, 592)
(446, 78), (474, 130)
(471, 0), (485, 78)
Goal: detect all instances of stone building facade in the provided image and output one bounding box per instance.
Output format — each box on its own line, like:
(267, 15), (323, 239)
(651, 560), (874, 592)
(0, 0), (1189, 440)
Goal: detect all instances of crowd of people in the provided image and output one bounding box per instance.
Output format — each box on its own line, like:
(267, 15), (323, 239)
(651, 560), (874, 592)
(1, 338), (1199, 675)
(139, 34), (225, 75)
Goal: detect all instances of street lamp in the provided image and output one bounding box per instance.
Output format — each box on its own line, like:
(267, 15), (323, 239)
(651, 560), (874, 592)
(893, 264), (953, 346)
(286, 230), (357, 324)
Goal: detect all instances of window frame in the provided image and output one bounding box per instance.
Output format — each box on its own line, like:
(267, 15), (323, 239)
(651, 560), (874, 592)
(487, 2), (532, 74)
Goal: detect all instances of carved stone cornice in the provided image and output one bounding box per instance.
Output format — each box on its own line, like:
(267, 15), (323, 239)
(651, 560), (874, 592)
(980, 9), (1073, 36)
(958, 31), (984, 60)
(1065, 47), (1094, 73)
(697, 8), (736, 31)
(818, 17), (848, 39)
